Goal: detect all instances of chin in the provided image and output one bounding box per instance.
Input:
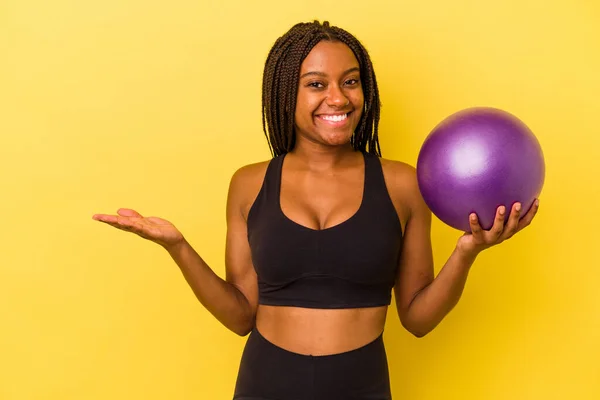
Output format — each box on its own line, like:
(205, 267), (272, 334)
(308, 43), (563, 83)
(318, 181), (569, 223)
(320, 132), (353, 147)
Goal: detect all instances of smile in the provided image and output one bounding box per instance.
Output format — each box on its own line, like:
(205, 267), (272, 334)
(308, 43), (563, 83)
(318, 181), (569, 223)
(316, 112), (351, 126)
(321, 113), (348, 122)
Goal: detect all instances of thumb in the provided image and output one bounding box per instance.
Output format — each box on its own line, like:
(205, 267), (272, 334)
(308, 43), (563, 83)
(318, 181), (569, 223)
(117, 208), (143, 218)
(146, 216), (170, 224)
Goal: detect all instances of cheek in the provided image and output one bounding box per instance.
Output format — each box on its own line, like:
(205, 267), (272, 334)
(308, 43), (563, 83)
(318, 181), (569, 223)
(295, 95), (321, 120)
(352, 94), (365, 118)
(353, 90), (365, 108)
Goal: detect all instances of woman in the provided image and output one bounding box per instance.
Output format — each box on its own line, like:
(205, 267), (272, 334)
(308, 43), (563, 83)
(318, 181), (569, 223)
(93, 21), (538, 400)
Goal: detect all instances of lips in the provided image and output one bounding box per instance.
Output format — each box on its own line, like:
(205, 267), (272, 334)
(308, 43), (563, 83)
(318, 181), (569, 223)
(315, 111), (352, 126)
(321, 113), (348, 122)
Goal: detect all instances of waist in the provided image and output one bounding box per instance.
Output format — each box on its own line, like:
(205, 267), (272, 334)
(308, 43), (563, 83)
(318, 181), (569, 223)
(255, 304), (388, 356)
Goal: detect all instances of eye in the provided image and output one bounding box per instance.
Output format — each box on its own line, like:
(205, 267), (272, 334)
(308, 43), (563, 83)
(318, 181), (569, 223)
(345, 78), (360, 86)
(307, 81), (325, 88)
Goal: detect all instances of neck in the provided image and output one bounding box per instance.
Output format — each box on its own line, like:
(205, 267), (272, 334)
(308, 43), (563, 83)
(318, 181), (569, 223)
(288, 141), (360, 171)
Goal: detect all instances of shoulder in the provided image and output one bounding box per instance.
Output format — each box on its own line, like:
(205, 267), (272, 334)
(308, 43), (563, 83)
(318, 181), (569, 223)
(378, 157), (427, 226)
(228, 159), (273, 221)
(230, 159), (272, 187)
(378, 157), (420, 200)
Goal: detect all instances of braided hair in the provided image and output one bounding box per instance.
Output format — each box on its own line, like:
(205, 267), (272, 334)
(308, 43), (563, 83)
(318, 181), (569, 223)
(261, 20), (382, 157)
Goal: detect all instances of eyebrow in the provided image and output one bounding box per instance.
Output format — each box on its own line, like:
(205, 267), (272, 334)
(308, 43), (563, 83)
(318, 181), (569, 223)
(299, 67), (360, 80)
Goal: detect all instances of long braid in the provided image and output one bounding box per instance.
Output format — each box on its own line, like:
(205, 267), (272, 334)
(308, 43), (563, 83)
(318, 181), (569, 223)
(262, 21), (382, 157)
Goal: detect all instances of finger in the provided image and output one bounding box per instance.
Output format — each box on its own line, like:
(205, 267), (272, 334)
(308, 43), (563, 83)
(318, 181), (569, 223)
(500, 202), (521, 240)
(517, 198), (540, 230)
(93, 214), (137, 232)
(117, 208), (143, 218)
(92, 214), (118, 223)
(468, 213), (484, 239)
(488, 205), (506, 239)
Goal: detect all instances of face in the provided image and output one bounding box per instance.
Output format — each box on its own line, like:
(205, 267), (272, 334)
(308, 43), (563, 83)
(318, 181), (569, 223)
(294, 40), (364, 149)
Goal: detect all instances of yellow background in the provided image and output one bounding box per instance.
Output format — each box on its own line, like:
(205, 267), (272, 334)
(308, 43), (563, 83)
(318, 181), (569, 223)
(1, 0), (598, 398)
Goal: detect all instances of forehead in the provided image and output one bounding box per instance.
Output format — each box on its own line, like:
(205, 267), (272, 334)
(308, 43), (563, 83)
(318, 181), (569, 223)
(300, 41), (359, 74)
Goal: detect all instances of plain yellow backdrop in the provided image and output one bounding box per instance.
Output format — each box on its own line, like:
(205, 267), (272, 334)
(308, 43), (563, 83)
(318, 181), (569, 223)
(1, 0), (598, 399)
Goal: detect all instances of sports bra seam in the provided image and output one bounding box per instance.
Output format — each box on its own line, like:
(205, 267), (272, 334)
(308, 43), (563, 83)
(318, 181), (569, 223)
(258, 272), (392, 286)
(258, 299), (391, 307)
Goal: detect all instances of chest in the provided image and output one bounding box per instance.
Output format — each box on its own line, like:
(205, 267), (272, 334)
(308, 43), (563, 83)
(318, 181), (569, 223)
(279, 167), (364, 231)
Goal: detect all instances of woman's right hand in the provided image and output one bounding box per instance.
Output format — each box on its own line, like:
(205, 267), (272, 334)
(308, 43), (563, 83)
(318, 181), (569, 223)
(92, 208), (185, 250)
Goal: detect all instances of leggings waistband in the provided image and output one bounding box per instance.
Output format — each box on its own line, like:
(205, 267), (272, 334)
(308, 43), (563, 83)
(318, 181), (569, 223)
(251, 326), (385, 359)
(234, 327), (391, 399)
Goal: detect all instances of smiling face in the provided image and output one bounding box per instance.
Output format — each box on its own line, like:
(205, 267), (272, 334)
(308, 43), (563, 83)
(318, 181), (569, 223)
(294, 40), (364, 150)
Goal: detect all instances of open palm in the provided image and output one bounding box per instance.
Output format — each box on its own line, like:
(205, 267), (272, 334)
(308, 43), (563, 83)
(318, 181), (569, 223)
(92, 208), (184, 249)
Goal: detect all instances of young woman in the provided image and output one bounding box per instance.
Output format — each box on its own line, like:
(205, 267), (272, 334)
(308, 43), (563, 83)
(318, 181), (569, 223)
(93, 20), (538, 400)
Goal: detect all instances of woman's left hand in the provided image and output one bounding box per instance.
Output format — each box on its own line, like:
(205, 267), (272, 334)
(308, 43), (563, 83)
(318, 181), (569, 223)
(456, 199), (540, 257)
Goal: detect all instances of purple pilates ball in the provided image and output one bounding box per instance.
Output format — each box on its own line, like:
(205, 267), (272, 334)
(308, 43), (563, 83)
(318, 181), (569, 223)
(416, 107), (545, 232)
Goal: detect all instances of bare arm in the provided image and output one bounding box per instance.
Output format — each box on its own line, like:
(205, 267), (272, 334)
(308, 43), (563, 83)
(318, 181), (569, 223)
(93, 166), (261, 336)
(166, 166), (259, 336)
(392, 164), (539, 338)
(391, 164), (476, 338)
(166, 241), (255, 336)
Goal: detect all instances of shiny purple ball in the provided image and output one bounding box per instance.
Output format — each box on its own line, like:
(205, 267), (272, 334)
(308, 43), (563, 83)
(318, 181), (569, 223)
(416, 107), (545, 232)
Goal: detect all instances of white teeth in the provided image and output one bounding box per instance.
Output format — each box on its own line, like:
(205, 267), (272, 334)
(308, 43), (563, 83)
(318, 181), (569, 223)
(322, 114), (347, 122)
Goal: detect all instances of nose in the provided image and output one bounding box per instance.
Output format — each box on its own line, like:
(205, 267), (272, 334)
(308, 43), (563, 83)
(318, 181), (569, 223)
(325, 85), (349, 108)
